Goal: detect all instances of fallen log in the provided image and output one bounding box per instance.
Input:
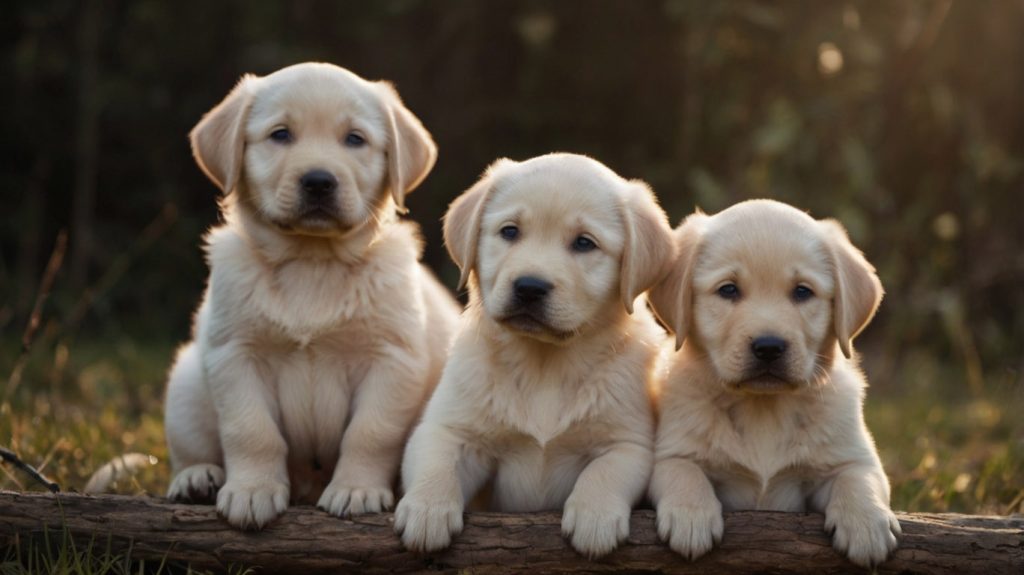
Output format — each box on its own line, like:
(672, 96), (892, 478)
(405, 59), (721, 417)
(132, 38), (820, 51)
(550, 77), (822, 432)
(0, 491), (1021, 574)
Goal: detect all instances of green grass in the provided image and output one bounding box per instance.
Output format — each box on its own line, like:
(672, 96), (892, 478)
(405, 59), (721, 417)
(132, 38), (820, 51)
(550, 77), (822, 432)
(870, 394), (1024, 514)
(1, 338), (173, 497)
(1, 338), (176, 574)
(0, 335), (1021, 571)
(1, 527), (171, 575)
(0, 527), (253, 575)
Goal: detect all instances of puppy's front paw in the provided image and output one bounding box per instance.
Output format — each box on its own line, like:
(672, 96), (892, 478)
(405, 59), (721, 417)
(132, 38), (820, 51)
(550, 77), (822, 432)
(167, 463), (225, 503)
(656, 498), (723, 561)
(393, 493), (463, 552)
(825, 503), (901, 568)
(215, 477), (289, 530)
(318, 483), (394, 517)
(561, 495), (630, 558)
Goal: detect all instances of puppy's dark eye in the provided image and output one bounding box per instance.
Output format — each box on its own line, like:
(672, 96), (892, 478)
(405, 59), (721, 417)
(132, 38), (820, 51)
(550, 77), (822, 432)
(571, 235), (597, 253)
(793, 285), (814, 302)
(344, 132), (366, 147)
(270, 128), (292, 143)
(499, 225), (519, 241)
(717, 283), (740, 300)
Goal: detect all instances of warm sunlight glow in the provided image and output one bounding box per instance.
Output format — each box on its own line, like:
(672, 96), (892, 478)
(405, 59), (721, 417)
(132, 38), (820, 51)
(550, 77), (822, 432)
(818, 42), (844, 76)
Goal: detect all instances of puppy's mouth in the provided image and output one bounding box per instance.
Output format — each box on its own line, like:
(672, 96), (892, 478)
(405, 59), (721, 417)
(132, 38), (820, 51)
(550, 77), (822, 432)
(271, 205), (353, 235)
(498, 312), (574, 341)
(300, 205), (338, 220)
(731, 371), (799, 394)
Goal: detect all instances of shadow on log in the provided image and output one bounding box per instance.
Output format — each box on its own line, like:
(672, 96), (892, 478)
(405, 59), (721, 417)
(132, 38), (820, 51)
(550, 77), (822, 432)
(1, 491), (1022, 574)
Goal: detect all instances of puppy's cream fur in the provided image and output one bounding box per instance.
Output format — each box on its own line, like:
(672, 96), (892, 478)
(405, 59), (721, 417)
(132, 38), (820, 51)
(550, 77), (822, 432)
(394, 154), (674, 557)
(648, 199), (899, 567)
(164, 63), (460, 530)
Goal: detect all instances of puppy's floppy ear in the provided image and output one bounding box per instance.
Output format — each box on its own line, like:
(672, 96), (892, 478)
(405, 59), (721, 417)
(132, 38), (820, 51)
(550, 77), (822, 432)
(648, 212), (708, 350)
(618, 181), (675, 314)
(444, 159), (515, 291)
(376, 82), (438, 214)
(820, 219), (883, 359)
(190, 74), (257, 194)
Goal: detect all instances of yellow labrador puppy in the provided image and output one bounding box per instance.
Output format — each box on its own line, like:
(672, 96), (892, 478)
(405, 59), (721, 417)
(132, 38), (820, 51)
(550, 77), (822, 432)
(164, 62), (460, 529)
(394, 153), (674, 558)
(648, 199), (899, 567)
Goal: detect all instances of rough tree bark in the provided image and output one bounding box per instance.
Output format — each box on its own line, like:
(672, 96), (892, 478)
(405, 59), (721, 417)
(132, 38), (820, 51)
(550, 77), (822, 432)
(0, 491), (1021, 574)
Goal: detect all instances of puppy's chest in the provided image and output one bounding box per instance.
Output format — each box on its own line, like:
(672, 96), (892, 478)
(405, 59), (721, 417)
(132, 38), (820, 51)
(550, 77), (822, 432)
(703, 400), (828, 488)
(488, 373), (605, 447)
(487, 431), (594, 511)
(478, 380), (614, 512)
(249, 260), (403, 345)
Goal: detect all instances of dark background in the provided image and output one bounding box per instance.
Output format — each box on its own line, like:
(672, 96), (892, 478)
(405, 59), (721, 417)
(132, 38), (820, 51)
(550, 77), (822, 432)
(1, 0), (1022, 510)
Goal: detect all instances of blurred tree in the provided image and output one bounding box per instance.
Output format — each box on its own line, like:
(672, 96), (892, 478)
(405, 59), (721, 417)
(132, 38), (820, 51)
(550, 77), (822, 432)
(70, 0), (103, 291)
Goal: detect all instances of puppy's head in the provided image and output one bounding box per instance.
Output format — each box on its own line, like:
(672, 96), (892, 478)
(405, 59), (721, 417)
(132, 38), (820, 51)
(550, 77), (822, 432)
(444, 153), (673, 344)
(190, 62), (436, 236)
(649, 199), (882, 394)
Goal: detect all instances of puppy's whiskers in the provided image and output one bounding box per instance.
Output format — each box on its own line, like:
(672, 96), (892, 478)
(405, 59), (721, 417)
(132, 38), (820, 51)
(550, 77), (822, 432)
(811, 354), (835, 386)
(807, 361), (833, 403)
(367, 206), (386, 227)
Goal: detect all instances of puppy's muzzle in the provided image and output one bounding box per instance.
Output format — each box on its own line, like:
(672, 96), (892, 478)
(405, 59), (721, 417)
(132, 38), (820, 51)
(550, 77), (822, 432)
(300, 169), (338, 202)
(513, 276), (553, 306)
(500, 276), (573, 341)
(751, 335), (787, 364)
(500, 276), (555, 330)
(734, 334), (797, 393)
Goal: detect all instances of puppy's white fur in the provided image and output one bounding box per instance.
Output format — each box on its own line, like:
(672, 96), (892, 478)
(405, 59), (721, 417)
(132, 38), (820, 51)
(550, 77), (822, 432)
(648, 199), (899, 567)
(164, 63), (460, 530)
(394, 154), (674, 558)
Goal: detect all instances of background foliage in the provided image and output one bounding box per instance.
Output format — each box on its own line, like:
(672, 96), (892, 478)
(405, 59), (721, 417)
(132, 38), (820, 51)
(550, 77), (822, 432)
(1, 0), (1022, 514)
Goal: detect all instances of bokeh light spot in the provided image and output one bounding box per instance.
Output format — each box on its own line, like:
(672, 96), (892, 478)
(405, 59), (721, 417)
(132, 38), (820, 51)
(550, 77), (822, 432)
(818, 42), (844, 76)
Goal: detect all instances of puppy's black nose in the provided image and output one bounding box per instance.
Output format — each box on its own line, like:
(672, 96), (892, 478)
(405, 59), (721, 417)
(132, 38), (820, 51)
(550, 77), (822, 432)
(751, 336), (787, 363)
(513, 276), (553, 304)
(300, 170), (337, 199)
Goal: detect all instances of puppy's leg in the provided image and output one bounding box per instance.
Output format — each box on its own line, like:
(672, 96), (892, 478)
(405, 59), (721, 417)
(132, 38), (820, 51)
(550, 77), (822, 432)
(394, 423), (492, 552)
(165, 342), (224, 503)
(649, 457), (724, 561)
(207, 347), (290, 530)
(318, 349), (429, 517)
(814, 464), (900, 568)
(561, 441), (652, 558)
